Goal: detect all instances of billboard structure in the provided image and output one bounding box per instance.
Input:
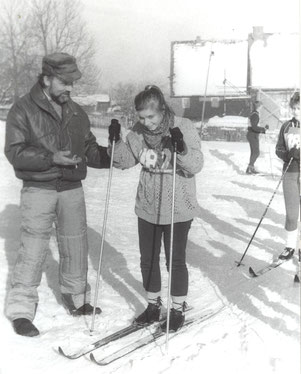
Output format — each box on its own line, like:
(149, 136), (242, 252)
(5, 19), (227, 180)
(170, 38), (249, 97)
(170, 30), (299, 98)
(170, 28), (299, 127)
(249, 32), (299, 90)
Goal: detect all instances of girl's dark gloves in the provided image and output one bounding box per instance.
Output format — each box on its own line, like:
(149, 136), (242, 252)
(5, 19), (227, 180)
(109, 119), (121, 143)
(169, 127), (185, 153)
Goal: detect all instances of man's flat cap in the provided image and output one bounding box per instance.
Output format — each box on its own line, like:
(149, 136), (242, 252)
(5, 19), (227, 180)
(42, 52), (82, 83)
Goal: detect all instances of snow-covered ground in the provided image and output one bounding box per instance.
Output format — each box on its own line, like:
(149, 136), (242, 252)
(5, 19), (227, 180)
(0, 123), (299, 374)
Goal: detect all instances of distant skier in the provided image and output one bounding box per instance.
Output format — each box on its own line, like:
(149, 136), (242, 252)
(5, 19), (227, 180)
(108, 85), (203, 332)
(4, 53), (110, 337)
(276, 91), (300, 260)
(246, 100), (268, 174)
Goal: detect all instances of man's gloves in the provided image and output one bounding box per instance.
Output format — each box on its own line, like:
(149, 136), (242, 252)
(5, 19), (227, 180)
(169, 127), (185, 153)
(288, 147), (300, 160)
(109, 119), (121, 143)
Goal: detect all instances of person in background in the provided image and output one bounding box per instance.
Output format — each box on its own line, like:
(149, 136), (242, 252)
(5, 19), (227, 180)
(5, 52), (111, 337)
(276, 91), (300, 260)
(108, 85), (203, 332)
(246, 100), (268, 174)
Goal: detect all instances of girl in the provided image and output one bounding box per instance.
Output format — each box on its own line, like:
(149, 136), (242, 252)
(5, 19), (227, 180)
(108, 85), (203, 331)
(276, 91), (300, 260)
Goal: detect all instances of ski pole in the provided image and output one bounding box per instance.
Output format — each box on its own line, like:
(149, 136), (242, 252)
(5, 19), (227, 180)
(200, 48), (214, 138)
(236, 157), (293, 267)
(165, 143), (177, 352)
(90, 139), (116, 332)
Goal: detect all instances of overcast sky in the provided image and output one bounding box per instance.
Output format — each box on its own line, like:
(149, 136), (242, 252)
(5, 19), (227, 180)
(81, 0), (300, 89)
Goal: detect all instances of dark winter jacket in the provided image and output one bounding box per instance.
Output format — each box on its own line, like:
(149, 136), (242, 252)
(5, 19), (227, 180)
(5, 83), (110, 191)
(247, 110), (266, 134)
(275, 118), (300, 173)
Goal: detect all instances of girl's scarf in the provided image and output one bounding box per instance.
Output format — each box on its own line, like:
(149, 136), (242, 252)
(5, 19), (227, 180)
(142, 113), (174, 150)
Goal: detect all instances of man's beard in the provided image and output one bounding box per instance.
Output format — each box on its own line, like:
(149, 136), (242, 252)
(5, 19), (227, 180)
(50, 91), (70, 105)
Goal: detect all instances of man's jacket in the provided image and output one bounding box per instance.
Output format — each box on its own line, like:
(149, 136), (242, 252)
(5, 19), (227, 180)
(5, 83), (110, 191)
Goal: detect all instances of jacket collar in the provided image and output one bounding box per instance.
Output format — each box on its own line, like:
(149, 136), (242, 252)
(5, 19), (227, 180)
(30, 82), (78, 125)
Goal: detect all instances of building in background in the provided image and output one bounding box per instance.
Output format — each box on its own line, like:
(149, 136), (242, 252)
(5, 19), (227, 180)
(71, 94), (128, 128)
(71, 94), (111, 114)
(170, 27), (299, 137)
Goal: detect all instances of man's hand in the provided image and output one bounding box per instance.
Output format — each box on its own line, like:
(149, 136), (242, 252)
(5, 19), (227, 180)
(52, 150), (82, 166)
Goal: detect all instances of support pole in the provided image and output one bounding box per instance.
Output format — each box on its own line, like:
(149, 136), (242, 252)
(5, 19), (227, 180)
(200, 48), (214, 137)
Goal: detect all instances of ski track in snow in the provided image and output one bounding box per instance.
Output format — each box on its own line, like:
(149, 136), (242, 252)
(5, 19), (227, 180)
(0, 124), (299, 374)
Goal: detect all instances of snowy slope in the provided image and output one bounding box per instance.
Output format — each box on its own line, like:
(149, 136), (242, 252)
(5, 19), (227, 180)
(0, 123), (299, 374)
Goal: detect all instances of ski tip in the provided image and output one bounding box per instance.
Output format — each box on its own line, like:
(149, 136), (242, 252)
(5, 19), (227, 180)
(248, 267), (257, 277)
(294, 274), (300, 283)
(58, 346), (79, 359)
(90, 353), (105, 365)
(58, 346), (68, 357)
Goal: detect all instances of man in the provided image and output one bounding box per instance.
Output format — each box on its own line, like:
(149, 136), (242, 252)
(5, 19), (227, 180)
(246, 100), (268, 174)
(5, 52), (110, 337)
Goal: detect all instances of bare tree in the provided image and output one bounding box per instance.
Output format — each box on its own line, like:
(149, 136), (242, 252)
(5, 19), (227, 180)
(30, 0), (101, 94)
(0, 0), (35, 101)
(30, 0), (55, 55)
(0, 0), (101, 101)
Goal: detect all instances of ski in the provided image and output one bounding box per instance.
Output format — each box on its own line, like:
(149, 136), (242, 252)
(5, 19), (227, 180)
(90, 327), (168, 366)
(58, 319), (162, 359)
(90, 308), (223, 366)
(249, 257), (289, 278)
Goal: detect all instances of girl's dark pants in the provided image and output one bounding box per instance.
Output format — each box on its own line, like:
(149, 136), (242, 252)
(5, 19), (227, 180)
(246, 131), (260, 167)
(138, 218), (192, 296)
